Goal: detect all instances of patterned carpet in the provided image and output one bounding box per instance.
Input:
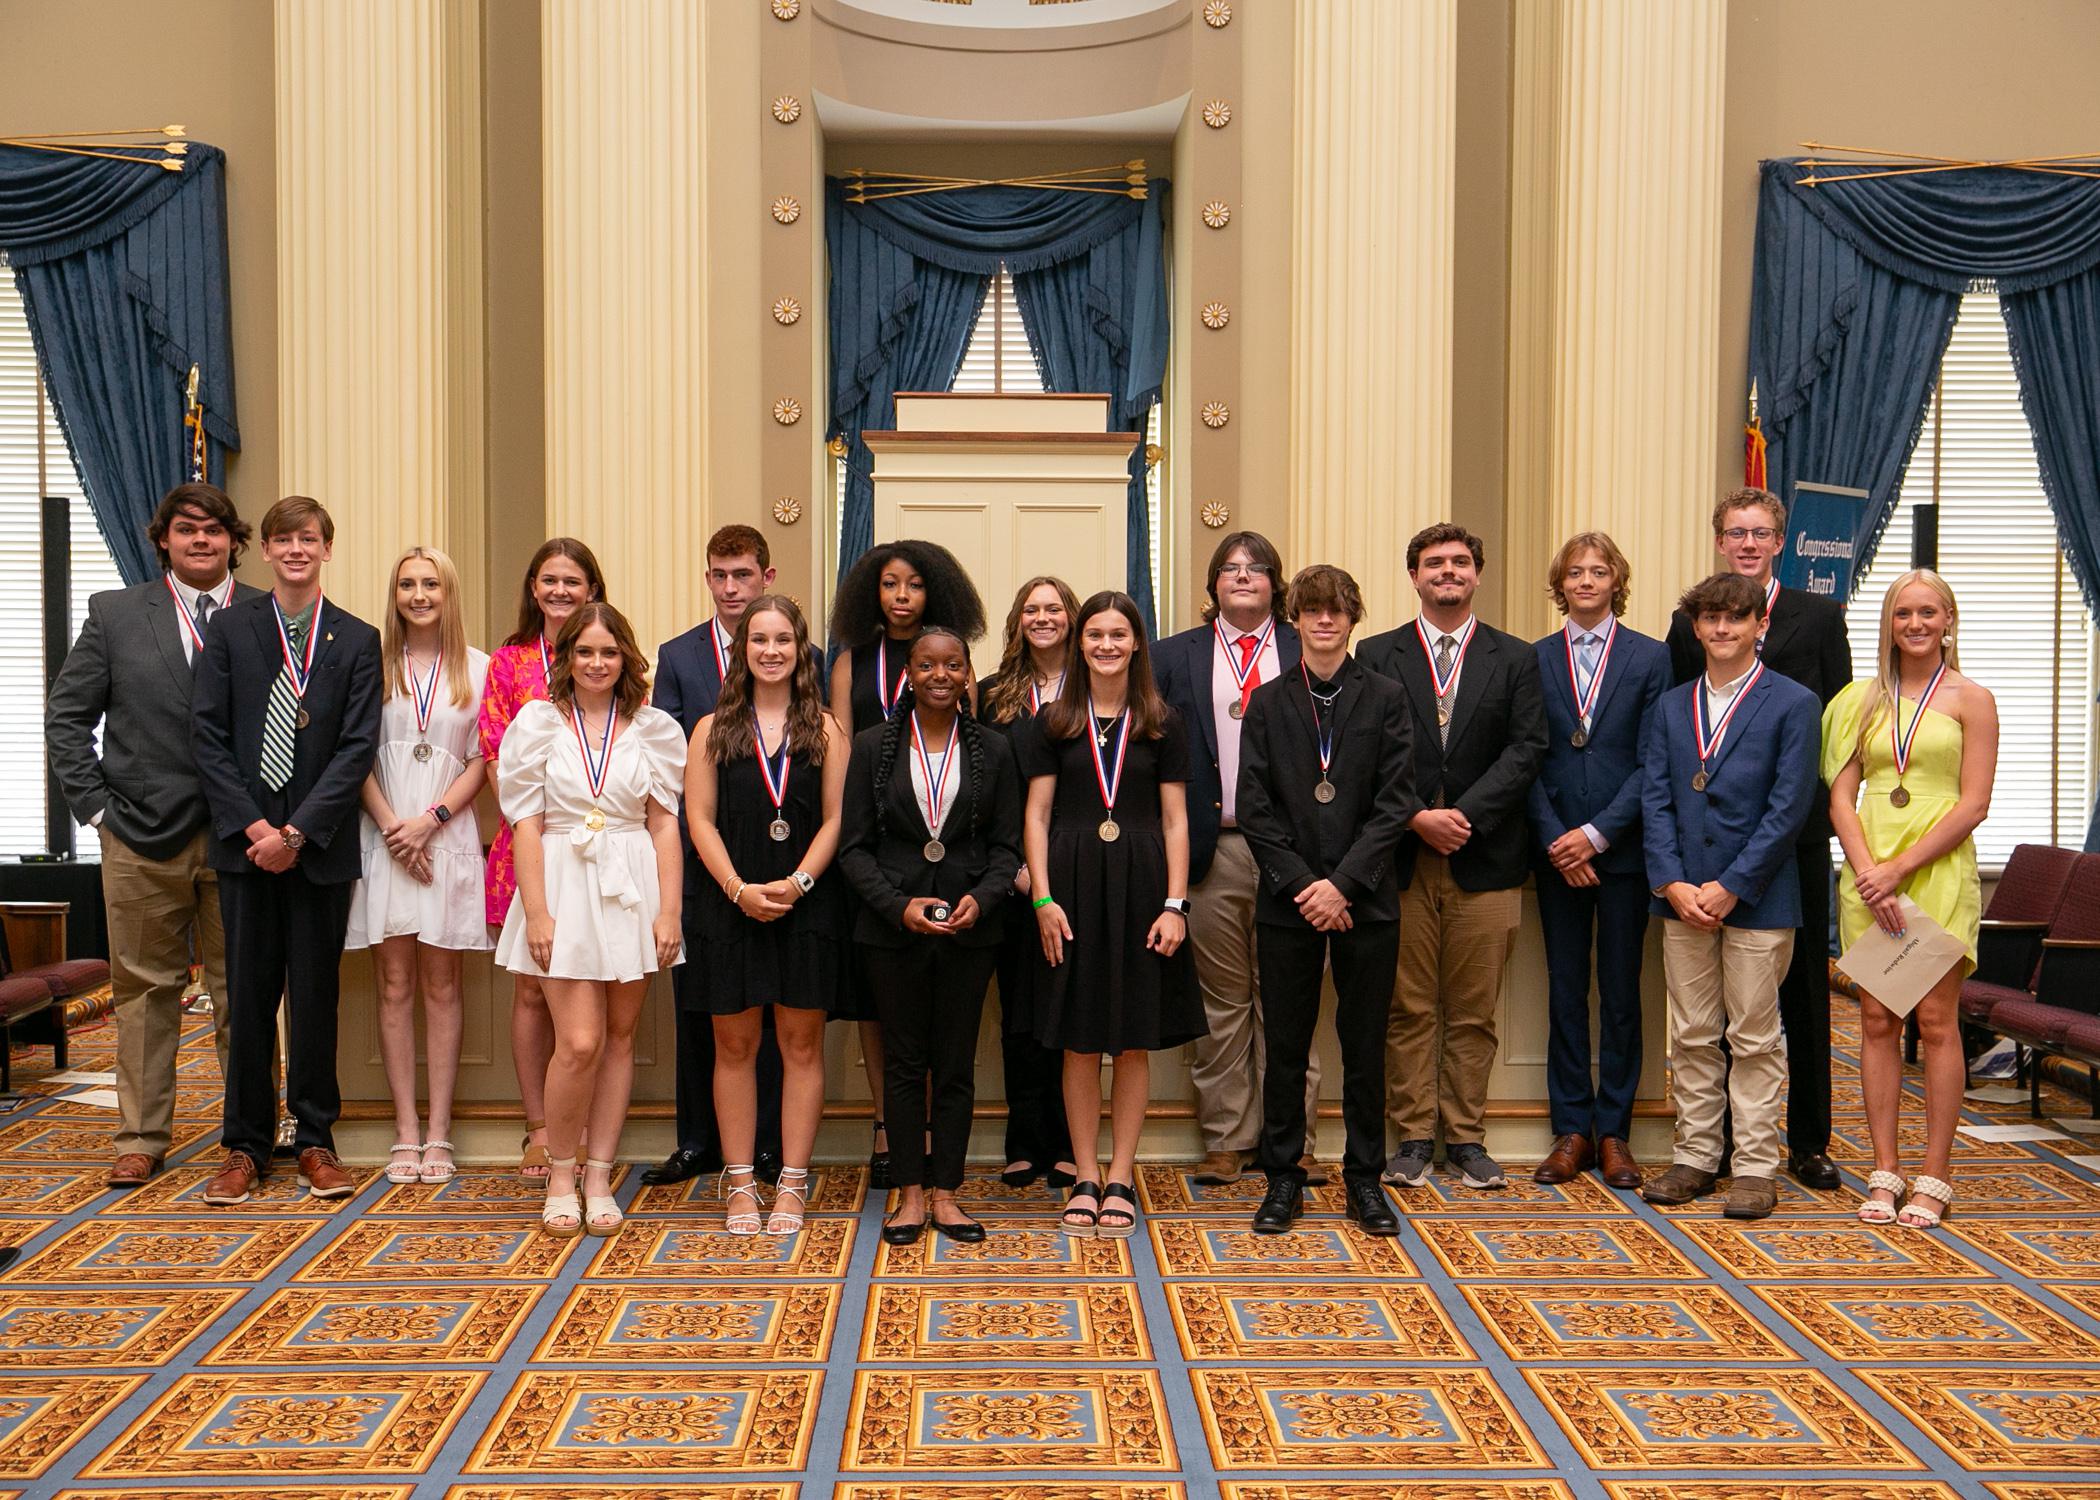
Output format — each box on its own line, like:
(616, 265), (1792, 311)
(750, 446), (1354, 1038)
(4, 1002), (2100, 1498)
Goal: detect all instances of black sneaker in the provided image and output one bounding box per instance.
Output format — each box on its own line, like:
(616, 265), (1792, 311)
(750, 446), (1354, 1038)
(1447, 1143), (1508, 1189)
(1382, 1140), (1434, 1187)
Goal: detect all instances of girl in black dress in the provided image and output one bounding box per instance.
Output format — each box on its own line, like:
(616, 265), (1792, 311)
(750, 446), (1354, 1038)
(1019, 591), (1204, 1240)
(838, 626), (1024, 1245)
(827, 540), (986, 1184)
(979, 576), (1083, 1190)
(688, 596), (851, 1236)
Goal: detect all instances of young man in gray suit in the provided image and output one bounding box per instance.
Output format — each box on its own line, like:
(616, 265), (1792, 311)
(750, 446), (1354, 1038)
(47, 484), (264, 1187)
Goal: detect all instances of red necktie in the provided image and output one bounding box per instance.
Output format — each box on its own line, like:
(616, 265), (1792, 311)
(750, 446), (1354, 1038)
(1236, 634), (1261, 713)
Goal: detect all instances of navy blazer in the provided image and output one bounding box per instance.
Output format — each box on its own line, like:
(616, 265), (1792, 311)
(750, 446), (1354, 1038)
(654, 618), (732, 737)
(1526, 622), (1671, 879)
(189, 593), (383, 884)
(1152, 617), (1301, 883)
(1640, 667), (1821, 929)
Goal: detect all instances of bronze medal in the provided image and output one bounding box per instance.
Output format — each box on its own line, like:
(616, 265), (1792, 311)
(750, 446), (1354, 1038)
(768, 818), (791, 843)
(923, 838), (946, 863)
(1691, 770), (1709, 793)
(1890, 784), (1911, 808)
(1569, 727), (1589, 748)
(413, 741), (433, 762)
(295, 708), (310, 730)
(1098, 818), (1121, 843)
(1436, 702), (1452, 727)
(1228, 700), (1244, 720)
(583, 807), (606, 832)
(1314, 779), (1337, 804)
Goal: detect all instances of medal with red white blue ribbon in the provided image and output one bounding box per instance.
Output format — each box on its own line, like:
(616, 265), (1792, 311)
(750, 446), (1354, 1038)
(408, 649), (443, 762)
(710, 619), (732, 684)
(1415, 616), (1476, 726)
(1690, 661), (1763, 792)
(1888, 659), (1947, 809)
(272, 594), (322, 728)
(1563, 617), (1616, 747)
(1300, 662), (1339, 803)
(876, 638), (908, 719)
(1088, 694), (1129, 842)
(756, 722), (792, 842)
(911, 711), (959, 861)
(571, 702), (618, 831)
(1215, 615), (1275, 721)
(166, 573), (233, 656)
(1028, 671), (1063, 715)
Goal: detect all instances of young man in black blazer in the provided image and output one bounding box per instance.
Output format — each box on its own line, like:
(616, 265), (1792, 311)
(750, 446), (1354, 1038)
(191, 497), (381, 1204)
(1360, 523), (1548, 1191)
(1664, 487), (1851, 1191)
(1236, 565), (1418, 1235)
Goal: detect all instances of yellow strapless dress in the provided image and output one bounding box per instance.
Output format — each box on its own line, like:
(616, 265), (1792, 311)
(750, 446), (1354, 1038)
(1821, 680), (1980, 976)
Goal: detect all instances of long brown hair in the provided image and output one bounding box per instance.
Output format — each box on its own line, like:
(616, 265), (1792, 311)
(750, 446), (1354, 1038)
(984, 575), (1081, 725)
(706, 594), (831, 764)
(505, 537), (607, 647)
(1041, 591), (1170, 741)
(381, 546), (476, 707)
(547, 602), (650, 720)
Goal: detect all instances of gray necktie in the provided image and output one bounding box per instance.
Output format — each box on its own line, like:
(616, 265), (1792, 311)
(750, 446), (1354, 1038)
(192, 592), (214, 648)
(1576, 632), (1600, 681)
(1435, 634), (1456, 746)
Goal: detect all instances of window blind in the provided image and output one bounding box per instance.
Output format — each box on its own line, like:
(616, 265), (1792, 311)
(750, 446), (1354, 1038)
(953, 266), (1043, 396)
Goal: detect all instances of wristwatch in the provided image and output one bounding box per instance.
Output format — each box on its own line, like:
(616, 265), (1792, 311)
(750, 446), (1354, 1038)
(279, 825), (307, 851)
(789, 870), (816, 896)
(428, 804), (452, 825)
(1162, 897), (1191, 917)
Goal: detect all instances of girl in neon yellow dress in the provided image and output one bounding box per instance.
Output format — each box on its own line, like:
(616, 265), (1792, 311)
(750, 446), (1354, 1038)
(1824, 570), (1997, 1230)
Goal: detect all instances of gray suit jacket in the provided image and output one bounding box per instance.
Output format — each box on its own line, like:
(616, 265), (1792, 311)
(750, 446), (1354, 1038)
(46, 574), (265, 861)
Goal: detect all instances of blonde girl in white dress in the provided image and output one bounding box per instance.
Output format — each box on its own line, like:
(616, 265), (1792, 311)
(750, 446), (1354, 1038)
(494, 602), (686, 1236)
(347, 547), (491, 1186)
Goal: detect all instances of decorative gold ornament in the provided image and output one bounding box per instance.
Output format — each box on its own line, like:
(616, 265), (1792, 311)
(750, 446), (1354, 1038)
(1202, 199), (1232, 229)
(772, 296), (803, 325)
(1201, 400), (1231, 429)
(772, 496), (803, 525)
(772, 96), (802, 124)
(773, 397), (803, 425)
(1203, 0), (1233, 26)
(771, 0), (800, 18)
(771, 196), (801, 224)
(1202, 99), (1232, 129)
(827, 434), (849, 458)
(1143, 442), (1163, 470)
(1201, 301), (1230, 330)
(1201, 501), (1231, 528)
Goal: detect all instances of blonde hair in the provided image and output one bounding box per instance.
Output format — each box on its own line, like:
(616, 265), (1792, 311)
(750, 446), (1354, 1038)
(381, 546), (475, 708)
(1854, 568), (1961, 765)
(1544, 531), (1631, 618)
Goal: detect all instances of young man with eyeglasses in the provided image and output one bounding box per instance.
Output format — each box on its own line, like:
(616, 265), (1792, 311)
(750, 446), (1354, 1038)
(1153, 531), (1321, 1186)
(1666, 488), (1851, 1192)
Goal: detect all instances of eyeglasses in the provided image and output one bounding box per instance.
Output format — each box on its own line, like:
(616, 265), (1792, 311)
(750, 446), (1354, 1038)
(1721, 527), (1779, 543)
(1217, 563), (1274, 580)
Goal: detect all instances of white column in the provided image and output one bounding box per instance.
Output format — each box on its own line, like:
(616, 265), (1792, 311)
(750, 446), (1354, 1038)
(275, 0), (485, 625)
(542, 0), (709, 654)
(1288, 0), (1456, 631)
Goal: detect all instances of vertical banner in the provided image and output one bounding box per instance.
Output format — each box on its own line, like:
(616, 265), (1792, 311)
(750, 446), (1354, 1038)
(1779, 481), (1869, 603)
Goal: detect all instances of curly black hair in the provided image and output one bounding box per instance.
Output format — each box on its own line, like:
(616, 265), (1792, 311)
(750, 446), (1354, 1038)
(827, 539), (987, 652)
(869, 626), (987, 848)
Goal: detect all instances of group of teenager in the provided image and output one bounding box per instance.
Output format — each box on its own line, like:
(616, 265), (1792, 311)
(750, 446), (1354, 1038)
(45, 479), (1994, 1244)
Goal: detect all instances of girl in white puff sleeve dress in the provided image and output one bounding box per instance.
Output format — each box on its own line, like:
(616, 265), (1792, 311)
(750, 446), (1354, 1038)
(494, 602), (687, 1238)
(346, 548), (491, 1189)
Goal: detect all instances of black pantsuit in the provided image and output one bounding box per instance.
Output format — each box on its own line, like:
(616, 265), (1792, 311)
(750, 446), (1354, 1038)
(218, 871), (353, 1159)
(869, 942), (999, 1189)
(1535, 870), (1649, 1141)
(1257, 919), (1401, 1183)
(994, 917), (1071, 1170)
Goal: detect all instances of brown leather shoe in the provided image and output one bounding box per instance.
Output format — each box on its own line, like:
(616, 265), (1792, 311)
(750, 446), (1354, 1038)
(202, 1150), (263, 1205)
(1597, 1136), (1644, 1189)
(1299, 1153), (1331, 1187)
(1639, 1162), (1718, 1205)
(1193, 1150), (1243, 1186)
(297, 1147), (356, 1199)
(1723, 1174), (1780, 1220)
(1533, 1133), (1595, 1184)
(106, 1153), (159, 1188)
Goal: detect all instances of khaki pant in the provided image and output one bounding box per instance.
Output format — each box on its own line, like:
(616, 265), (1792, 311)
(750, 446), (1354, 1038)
(1661, 919), (1793, 1178)
(101, 826), (235, 1160)
(1387, 853), (1520, 1144)
(1187, 831), (1319, 1154)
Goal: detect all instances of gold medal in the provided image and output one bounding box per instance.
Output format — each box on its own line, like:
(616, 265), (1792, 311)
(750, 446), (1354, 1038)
(413, 742), (433, 762)
(1690, 770), (1709, 793)
(1314, 779), (1337, 804)
(923, 838), (946, 863)
(768, 818), (791, 842)
(1890, 784), (1911, 808)
(1098, 818), (1121, 843)
(583, 808), (606, 831)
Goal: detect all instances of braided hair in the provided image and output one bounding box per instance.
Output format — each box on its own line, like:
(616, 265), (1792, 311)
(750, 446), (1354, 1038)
(870, 626), (988, 847)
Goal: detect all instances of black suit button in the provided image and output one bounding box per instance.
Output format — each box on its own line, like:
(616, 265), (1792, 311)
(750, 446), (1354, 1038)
(1703, 836), (1714, 847)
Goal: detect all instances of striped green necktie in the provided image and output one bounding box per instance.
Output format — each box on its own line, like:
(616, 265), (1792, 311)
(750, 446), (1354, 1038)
(259, 611), (309, 791)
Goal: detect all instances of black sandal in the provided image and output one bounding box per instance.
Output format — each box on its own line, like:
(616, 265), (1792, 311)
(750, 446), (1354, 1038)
(1095, 1181), (1138, 1239)
(1060, 1179), (1101, 1239)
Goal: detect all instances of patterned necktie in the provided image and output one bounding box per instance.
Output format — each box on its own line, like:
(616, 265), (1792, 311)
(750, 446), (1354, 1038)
(1577, 632), (1599, 682)
(259, 614), (304, 792)
(1435, 634), (1456, 746)
(1235, 633), (1261, 715)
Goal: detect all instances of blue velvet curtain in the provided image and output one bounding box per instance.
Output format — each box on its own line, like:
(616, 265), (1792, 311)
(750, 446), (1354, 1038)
(826, 178), (1169, 618)
(0, 143), (240, 585)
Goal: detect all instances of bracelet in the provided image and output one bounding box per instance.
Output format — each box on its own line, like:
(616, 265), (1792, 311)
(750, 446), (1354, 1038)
(1031, 894), (1054, 910)
(729, 879), (746, 904)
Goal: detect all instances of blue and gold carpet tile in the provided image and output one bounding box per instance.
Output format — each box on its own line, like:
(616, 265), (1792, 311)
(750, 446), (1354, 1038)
(5, 1001), (2100, 1497)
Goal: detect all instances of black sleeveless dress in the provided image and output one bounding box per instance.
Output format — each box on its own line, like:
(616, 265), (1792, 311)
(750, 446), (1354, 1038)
(847, 638), (913, 734)
(691, 739), (847, 1015)
(1013, 708), (1205, 1054)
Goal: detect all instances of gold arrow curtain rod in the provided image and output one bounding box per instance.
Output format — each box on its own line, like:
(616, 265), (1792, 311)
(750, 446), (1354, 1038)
(1795, 141), (2100, 184)
(0, 125), (189, 171)
(843, 160), (1147, 203)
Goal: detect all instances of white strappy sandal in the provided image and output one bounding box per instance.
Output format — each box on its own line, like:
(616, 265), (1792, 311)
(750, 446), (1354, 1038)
(385, 1141), (423, 1185)
(418, 1140), (456, 1184)
(1857, 1168), (1905, 1224)
(541, 1155), (583, 1238)
(582, 1157), (624, 1236)
(767, 1166), (811, 1236)
(1899, 1173), (1954, 1228)
(721, 1165), (765, 1237)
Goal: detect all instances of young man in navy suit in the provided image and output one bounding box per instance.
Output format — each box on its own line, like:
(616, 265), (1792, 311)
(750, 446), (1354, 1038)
(644, 523), (786, 1187)
(1153, 531), (1319, 1186)
(1527, 532), (1670, 1190)
(191, 497), (382, 1204)
(1666, 487), (1851, 1190)
(1641, 572), (1820, 1220)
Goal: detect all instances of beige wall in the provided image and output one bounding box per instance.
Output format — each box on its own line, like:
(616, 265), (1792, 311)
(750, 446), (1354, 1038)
(483, 0), (545, 647)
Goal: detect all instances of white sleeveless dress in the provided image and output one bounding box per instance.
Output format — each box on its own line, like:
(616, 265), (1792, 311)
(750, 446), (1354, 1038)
(346, 648), (493, 952)
(492, 699), (688, 982)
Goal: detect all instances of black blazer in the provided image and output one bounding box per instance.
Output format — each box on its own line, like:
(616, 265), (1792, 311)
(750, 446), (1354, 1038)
(836, 718), (1024, 949)
(190, 593), (383, 884)
(1152, 617), (1301, 883)
(1358, 617), (1548, 892)
(1666, 581), (1850, 845)
(1235, 657), (1420, 927)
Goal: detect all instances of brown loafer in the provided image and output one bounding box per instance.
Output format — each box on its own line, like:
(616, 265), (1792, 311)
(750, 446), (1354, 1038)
(297, 1147), (356, 1199)
(1533, 1133), (1595, 1184)
(202, 1149), (264, 1205)
(1597, 1136), (1644, 1190)
(1193, 1150), (1244, 1186)
(1723, 1174), (1780, 1220)
(107, 1153), (159, 1188)
(1639, 1162), (1718, 1205)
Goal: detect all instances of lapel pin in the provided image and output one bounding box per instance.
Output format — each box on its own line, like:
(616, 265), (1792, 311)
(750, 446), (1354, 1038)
(326, 632), (334, 641)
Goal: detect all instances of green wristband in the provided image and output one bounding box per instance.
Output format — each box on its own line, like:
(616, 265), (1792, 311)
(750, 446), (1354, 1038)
(1032, 894), (1054, 910)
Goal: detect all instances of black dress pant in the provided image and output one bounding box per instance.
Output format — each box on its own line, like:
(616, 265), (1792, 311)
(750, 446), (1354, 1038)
(866, 939), (998, 1190)
(1255, 918), (1400, 1185)
(1780, 837), (1833, 1157)
(670, 964), (782, 1163)
(995, 916), (1070, 1169)
(1535, 867), (1649, 1141)
(217, 869), (354, 1161)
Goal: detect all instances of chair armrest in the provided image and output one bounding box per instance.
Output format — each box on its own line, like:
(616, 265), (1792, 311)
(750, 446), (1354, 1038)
(1980, 918), (2048, 932)
(2043, 937), (2100, 950)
